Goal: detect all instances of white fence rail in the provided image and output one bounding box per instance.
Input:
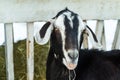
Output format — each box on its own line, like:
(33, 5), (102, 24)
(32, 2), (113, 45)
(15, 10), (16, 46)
(0, 0), (120, 80)
(0, 0), (120, 23)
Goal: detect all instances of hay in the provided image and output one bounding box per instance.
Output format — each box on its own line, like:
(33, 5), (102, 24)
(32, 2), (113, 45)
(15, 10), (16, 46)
(0, 39), (49, 80)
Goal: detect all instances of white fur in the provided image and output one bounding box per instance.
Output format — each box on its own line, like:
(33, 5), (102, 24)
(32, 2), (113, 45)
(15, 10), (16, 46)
(86, 27), (102, 49)
(63, 11), (73, 28)
(34, 23), (53, 45)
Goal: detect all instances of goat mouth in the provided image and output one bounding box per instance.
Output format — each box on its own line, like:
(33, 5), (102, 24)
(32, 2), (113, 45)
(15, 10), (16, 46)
(66, 63), (77, 70)
(63, 58), (77, 70)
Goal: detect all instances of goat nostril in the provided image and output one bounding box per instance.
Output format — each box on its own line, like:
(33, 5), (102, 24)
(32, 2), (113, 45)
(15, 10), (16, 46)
(68, 53), (79, 60)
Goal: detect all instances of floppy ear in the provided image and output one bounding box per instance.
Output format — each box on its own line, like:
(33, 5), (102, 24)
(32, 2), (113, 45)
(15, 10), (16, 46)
(35, 22), (53, 45)
(85, 25), (102, 49)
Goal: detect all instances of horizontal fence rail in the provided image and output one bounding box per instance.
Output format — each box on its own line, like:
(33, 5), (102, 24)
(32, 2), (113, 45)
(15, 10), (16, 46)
(0, 0), (120, 23)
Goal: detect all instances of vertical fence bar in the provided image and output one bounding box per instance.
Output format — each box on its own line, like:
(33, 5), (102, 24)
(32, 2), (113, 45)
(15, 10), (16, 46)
(95, 20), (106, 50)
(83, 20), (88, 48)
(83, 29), (88, 49)
(112, 20), (120, 49)
(26, 22), (34, 80)
(4, 23), (14, 80)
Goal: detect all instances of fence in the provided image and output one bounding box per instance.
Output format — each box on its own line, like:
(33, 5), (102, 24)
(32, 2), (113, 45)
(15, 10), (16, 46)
(4, 23), (34, 80)
(0, 0), (120, 80)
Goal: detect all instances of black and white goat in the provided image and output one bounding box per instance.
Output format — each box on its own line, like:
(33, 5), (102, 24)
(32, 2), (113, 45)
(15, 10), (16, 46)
(35, 8), (102, 80)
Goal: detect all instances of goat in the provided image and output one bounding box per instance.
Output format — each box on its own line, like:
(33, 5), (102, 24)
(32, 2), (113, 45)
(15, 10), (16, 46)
(35, 8), (101, 80)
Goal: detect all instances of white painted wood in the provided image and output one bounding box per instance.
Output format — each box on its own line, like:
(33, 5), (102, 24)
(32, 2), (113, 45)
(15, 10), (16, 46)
(101, 27), (106, 50)
(4, 23), (14, 80)
(112, 20), (120, 49)
(95, 20), (104, 42)
(95, 20), (106, 50)
(0, 0), (120, 23)
(26, 22), (34, 80)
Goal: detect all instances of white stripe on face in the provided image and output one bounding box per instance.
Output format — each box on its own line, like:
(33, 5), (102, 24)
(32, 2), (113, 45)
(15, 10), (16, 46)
(63, 11), (74, 28)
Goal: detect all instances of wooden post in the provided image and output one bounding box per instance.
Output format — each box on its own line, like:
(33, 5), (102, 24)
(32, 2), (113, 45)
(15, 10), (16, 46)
(83, 29), (88, 49)
(83, 20), (88, 49)
(112, 20), (120, 49)
(96, 20), (106, 50)
(26, 22), (34, 80)
(4, 23), (14, 80)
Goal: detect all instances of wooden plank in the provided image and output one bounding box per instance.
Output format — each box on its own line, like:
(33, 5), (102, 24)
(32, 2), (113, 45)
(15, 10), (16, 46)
(26, 22), (34, 80)
(83, 20), (88, 49)
(95, 20), (106, 50)
(4, 23), (14, 80)
(83, 30), (88, 49)
(0, 0), (120, 23)
(112, 20), (120, 49)
(101, 27), (106, 50)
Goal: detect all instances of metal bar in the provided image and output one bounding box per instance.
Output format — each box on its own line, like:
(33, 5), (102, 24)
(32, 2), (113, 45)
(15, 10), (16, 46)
(95, 20), (106, 50)
(4, 23), (14, 80)
(26, 22), (34, 80)
(112, 20), (120, 49)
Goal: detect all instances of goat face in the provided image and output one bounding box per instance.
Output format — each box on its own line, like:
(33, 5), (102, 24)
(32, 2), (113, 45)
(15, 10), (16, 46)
(35, 8), (101, 70)
(52, 8), (85, 70)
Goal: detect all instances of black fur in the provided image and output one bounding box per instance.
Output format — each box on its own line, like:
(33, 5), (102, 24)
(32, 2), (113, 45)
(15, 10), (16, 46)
(86, 25), (98, 42)
(64, 15), (79, 50)
(47, 45), (120, 80)
(75, 49), (120, 80)
(40, 22), (51, 38)
(46, 28), (66, 80)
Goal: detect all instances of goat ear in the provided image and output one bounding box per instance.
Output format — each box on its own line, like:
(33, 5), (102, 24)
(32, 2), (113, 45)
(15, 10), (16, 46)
(35, 22), (53, 45)
(86, 25), (102, 49)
